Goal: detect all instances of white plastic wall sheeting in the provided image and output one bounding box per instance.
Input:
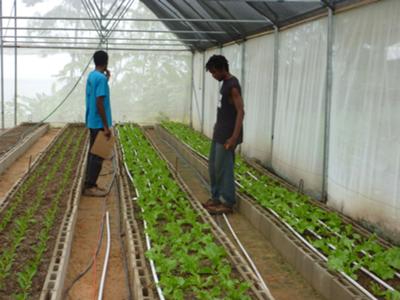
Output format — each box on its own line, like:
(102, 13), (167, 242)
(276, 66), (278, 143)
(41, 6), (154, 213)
(328, 0), (400, 238)
(222, 44), (243, 83)
(203, 49), (221, 138)
(272, 19), (327, 199)
(201, 45), (243, 139)
(241, 35), (275, 165)
(191, 52), (204, 132)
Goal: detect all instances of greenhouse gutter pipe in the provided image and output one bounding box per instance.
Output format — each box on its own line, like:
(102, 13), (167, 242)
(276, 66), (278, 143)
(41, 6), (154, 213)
(2, 44), (190, 52)
(0, 0), (4, 130)
(5, 26), (226, 34)
(2, 35), (216, 42)
(3, 40), (191, 47)
(0, 16), (271, 23)
(119, 138), (165, 300)
(222, 214), (275, 300)
(98, 211), (111, 300)
(322, 6), (333, 202)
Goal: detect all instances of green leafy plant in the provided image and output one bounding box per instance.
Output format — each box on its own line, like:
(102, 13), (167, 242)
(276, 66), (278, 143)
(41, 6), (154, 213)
(118, 124), (252, 299)
(162, 121), (400, 298)
(0, 127), (86, 298)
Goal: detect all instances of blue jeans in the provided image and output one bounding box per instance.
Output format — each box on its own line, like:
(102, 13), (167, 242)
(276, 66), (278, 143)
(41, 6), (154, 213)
(85, 128), (104, 188)
(208, 141), (236, 207)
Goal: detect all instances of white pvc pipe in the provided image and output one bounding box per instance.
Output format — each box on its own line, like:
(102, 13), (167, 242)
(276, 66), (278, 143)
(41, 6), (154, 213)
(120, 131), (165, 300)
(159, 130), (383, 299)
(239, 170), (400, 285)
(142, 213), (165, 300)
(98, 211), (111, 300)
(317, 220), (400, 280)
(222, 214), (275, 300)
(266, 209), (378, 300)
(307, 228), (396, 293)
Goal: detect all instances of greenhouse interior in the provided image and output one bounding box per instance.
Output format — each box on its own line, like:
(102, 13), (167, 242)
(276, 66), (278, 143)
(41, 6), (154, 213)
(0, 0), (399, 299)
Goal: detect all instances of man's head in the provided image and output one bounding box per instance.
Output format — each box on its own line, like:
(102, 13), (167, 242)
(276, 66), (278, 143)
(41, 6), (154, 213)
(205, 55), (229, 81)
(93, 50), (108, 69)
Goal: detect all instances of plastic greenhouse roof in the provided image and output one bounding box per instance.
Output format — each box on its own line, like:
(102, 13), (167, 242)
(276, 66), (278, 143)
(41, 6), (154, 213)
(0, 0), (371, 53)
(140, 0), (366, 51)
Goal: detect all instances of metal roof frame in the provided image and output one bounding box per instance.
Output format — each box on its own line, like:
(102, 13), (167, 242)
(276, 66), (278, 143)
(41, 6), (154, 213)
(0, 0), (374, 52)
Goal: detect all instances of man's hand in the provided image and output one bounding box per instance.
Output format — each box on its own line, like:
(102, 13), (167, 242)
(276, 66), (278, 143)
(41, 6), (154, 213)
(105, 69), (111, 81)
(224, 136), (237, 150)
(104, 127), (111, 140)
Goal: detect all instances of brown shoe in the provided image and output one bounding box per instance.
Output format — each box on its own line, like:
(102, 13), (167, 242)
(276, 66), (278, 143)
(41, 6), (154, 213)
(207, 203), (233, 215)
(83, 186), (107, 197)
(202, 198), (221, 208)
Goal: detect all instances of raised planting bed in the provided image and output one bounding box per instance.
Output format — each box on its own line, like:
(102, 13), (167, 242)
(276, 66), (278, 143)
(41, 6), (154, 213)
(0, 123), (49, 176)
(0, 124), (88, 300)
(159, 121), (400, 300)
(116, 140), (158, 300)
(117, 124), (271, 300)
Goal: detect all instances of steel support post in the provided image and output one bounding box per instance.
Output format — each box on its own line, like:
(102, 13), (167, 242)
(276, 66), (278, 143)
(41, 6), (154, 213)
(241, 42), (245, 95)
(14, 0), (17, 126)
(322, 7), (334, 202)
(0, 0), (4, 129)
(201, 52), (206, 134)
(189, 52), (194, 127)
(239, 41), (246, 155)
(269, 26), (279, 168)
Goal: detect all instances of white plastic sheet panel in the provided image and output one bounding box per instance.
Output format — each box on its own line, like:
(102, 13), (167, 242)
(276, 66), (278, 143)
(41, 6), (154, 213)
(203, 49), (221, 138)
(12, 1), (192, 126)
(222, 44), (243, 83)
(328, 0), (400, 237)
(201, 45), (243, 139)
(272, 19), (327, 198)
(241, 35), (275, 165)
(191, 52), (204, 131)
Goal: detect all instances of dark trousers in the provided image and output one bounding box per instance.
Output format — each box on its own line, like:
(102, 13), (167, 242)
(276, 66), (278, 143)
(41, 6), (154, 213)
(85, 128), (103, 188)
(208, 141), (236, 207)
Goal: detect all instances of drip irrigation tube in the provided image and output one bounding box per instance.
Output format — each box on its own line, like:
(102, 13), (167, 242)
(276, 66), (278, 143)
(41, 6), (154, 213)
(118, 132), (165, 300)
(222, 213), (275, 300)
(266, 208), (378, 300)
(307, 229), (396, 293)
(316, 220), (400, 280)
(98, 211), (111, 300)
(236, 166), (400, 299)
(160, 130), (381, 300)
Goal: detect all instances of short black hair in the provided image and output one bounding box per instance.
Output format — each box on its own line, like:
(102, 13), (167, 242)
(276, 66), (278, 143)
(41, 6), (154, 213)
(93, 50), (108, 66)
(205, 55), (229, 72)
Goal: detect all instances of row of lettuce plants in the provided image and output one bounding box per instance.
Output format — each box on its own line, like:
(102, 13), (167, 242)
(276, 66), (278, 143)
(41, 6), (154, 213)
(161, 121), (400, 300)
(0, 128), (72, 233)
(0, 126), (86, 299)
(118, 124), (252, 300)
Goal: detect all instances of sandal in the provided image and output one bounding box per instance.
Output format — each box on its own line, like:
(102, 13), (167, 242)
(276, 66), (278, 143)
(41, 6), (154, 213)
(207, 203), (233, 215)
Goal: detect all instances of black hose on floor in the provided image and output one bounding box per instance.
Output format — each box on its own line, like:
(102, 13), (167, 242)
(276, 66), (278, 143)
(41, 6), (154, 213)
(63, 210), (106, 299)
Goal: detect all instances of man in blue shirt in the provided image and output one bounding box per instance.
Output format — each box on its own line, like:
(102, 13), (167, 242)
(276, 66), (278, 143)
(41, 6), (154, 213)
(84, 50), (113, 197)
